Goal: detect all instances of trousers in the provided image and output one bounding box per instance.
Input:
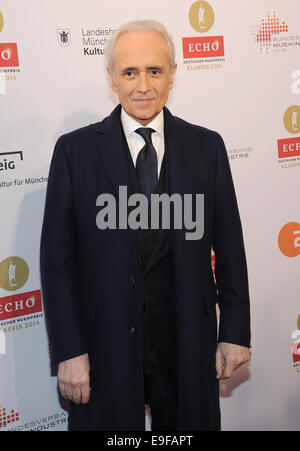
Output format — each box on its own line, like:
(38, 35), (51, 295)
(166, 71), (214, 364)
(140, 268), (179, 431)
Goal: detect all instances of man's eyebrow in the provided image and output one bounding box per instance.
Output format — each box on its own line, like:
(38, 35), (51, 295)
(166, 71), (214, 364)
(121, 66), (138, 72)
(147, 66), (164, 71)
(121, 66), (164, 73)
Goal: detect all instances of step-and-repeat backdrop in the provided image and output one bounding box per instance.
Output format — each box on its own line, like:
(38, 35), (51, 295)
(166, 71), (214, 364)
(0, 0), (299, 431)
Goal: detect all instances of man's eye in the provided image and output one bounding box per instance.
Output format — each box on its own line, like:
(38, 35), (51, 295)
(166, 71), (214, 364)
(125, 71), (134, 77)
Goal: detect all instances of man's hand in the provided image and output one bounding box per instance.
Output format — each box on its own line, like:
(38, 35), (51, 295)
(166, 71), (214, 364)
(58, 353), (91, 405)
(216, 342), (251, 380)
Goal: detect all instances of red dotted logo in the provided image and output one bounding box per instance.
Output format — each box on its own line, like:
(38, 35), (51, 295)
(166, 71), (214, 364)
(256, 11), (288, 43)
(0, 405), (20, 428)
(251, 11), (289, 54)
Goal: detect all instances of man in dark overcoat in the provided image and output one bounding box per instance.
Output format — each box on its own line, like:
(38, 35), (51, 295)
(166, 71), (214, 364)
(40, 20), (251, 431)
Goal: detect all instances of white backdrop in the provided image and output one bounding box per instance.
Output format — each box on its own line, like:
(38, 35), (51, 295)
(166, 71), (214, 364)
(0, 0), (299, 431)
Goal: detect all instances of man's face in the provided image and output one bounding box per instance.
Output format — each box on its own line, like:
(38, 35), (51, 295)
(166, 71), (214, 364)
(107, 31), (177, 126)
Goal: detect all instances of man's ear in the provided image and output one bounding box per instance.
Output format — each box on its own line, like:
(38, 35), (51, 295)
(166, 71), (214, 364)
(107, 67), (117, 93)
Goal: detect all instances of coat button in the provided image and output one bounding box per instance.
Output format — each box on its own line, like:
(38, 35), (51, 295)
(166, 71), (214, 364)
(128, 276), (136, 286)
(129, 326), (136, 334)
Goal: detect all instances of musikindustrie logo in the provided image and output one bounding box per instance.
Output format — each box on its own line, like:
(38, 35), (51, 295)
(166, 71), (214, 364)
(277, 106), (300, 169)
(227, 146), (254, 162)
(5, 411), (67, 431)
(278, 222), (300, 258)
(251, 10), (300, 55)
(182, 1), (225, 72)
(0, 405), (20, 428)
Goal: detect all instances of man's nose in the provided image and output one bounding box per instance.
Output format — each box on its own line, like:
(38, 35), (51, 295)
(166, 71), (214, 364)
(136, 72), (151, 93)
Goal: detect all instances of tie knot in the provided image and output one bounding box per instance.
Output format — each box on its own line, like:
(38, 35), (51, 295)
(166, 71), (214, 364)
(135, 127), (155, 145)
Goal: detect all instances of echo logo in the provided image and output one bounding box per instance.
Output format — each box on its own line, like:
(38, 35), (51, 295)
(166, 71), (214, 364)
(182, 36), (224, 59)
(292, 333), (300, 363)
(291, 315), (300, 364)
(0, 290), (42, 320)
(0, 43), (19, 67)
(278, 137), (300, 158)
(278, 222), (300, 257)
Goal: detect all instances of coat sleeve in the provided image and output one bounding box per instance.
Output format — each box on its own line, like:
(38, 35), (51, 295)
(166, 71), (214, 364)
(212, 133), (251, 348)
(40, 136), (87, 365)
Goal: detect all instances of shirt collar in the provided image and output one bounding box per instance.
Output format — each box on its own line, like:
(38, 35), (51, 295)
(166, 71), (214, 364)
(121, 107), (164, 139)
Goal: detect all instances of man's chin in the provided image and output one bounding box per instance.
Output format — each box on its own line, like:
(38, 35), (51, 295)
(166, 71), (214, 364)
(130, 109), (160, 125)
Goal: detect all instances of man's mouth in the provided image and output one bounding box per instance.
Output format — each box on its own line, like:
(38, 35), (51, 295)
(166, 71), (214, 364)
(132, 98), (155, 102)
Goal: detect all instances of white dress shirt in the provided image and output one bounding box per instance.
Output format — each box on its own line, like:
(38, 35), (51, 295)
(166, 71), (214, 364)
(120, 107), (165, 178)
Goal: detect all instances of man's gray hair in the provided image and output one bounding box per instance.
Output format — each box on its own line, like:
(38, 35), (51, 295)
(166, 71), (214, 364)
(105, 20), (176, 73)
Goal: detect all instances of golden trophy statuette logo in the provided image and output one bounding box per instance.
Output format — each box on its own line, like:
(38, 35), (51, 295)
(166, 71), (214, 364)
(284, 105), (300, 134)
(189, 1), (215, 33)
(0, 12), (4, 33)
(0, 257), (29, 291)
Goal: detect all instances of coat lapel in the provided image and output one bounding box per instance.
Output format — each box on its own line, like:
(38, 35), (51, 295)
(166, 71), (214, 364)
(164, 107), (194, 197)
(95, 104), (129, 198)
(163, 107), (194, 255)
(94, 104), (195, 256)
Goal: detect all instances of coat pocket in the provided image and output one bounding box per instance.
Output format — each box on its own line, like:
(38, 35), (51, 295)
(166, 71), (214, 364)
(79, 296), (97, 320)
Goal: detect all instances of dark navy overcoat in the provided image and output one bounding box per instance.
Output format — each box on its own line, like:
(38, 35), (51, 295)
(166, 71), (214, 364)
(40, 104), (250, 431)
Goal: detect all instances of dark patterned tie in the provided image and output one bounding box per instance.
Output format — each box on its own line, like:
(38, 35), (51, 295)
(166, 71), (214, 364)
(135, 128), (158, 199)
